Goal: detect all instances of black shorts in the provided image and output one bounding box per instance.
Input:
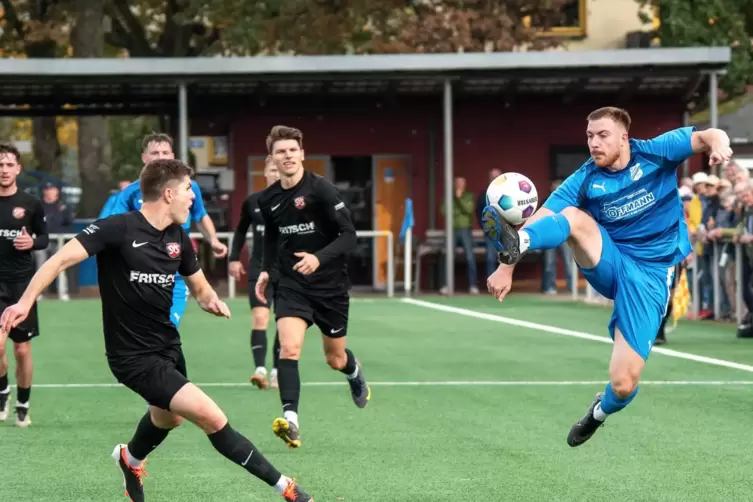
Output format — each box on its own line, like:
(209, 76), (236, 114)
(108, 346), (189, 411)
(0, 280), (39, 343)
(249, 274), (276, 310)
(275, 285), (349, 338)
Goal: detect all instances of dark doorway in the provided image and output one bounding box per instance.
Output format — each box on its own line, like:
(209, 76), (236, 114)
(331, 156), (374, 289)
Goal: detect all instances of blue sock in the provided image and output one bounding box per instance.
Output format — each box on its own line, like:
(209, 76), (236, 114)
(522, 213), (571, 252)
(599, 382), (638, 415)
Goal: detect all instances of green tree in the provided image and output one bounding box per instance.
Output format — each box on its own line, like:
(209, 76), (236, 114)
(0, 0), (69, 178)
(259, 0), (569, 55)
(636, 0), (753, 104)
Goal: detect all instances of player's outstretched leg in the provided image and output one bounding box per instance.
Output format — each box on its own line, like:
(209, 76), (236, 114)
(322, 337), (370, 409)
(273, 317), (305, 448)
(567, 328), (643, 447)
(171, 382), (313, 501)
(482, 205), (573, 265)
(112, 408), (177, 502)
(271, 331), (280, 389)
(13, 341), (32, 428)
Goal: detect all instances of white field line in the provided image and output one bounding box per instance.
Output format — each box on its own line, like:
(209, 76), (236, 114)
(401, 298), (753, 374)
(12, 380), (753, 389)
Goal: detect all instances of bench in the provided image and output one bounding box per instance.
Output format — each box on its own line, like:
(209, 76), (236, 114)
(414, 229), (541, 292)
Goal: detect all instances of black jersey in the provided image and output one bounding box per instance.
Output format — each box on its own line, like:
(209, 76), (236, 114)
(258, 171), (356, 294)
(75, 211), (200, 358)
(229, 192), (266, 275)
(0, 191), (48, 282)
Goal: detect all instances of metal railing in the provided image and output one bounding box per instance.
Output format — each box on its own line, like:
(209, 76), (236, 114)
(567, 238), (747, 324)
(45, 230), (395, 300)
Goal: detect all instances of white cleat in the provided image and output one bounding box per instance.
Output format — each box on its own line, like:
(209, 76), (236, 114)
(0, 392), (10, 421)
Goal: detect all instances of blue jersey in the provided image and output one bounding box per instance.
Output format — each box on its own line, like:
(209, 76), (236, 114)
(543, 126), (695, 267)
(101, 179), (208, 231)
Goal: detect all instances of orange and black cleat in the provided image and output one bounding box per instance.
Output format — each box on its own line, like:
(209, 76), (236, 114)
(281, 478), (313, 501)
(111, 444), (148, 502)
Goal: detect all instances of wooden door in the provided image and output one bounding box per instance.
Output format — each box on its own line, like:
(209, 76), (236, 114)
(372, 156), (411, 289)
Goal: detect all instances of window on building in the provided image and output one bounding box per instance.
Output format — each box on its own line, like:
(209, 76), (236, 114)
(523, 0), (587, 38)
(551, 146), (590, 181)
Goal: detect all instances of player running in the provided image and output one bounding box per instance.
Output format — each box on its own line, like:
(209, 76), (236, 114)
(255, 125), (370, 449)
(0, 159), (313, 502)
(0, 143), (48, 428)
(100, 132), (228, 328)
(229, 156), (282, 389)
(483, 107), (731, 447)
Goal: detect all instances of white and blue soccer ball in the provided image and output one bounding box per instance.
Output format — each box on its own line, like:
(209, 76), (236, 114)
(485, 172), (539, 226)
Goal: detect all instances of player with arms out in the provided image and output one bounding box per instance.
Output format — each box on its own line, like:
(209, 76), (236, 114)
(483, 107), (731, 447)
(255, 125), (370, 449)
(101, 132), (228, 328)
(0, 159), (313, 502)
(0, 143), (48, 428)
(229, 155), (282, 389)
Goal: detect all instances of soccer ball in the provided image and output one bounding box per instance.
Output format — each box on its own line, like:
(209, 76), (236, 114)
(485, 172), (539, 226)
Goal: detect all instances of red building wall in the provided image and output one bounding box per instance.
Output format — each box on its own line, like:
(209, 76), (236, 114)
(226, 97), (687, 234)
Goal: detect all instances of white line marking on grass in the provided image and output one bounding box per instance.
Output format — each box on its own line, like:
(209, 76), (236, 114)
(16, 380), (753, 389)
(402, 298), (753, 374)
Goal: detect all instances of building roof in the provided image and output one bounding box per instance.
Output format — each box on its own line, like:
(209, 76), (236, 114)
(0, 47), (730, 115)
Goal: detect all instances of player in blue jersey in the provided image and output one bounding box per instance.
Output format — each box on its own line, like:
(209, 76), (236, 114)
(483, 107), (732, 447)
(101, 133), (228, 327)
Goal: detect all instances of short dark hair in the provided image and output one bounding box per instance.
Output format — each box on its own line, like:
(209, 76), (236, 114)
(0, 143), (21, 163)
(139, 159), (194, 202)
(587, 107), (631, 132)
(266, 125), (303, 154)
(141, 132), (174, 152)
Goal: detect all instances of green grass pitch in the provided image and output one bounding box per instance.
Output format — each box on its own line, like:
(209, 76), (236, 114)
(2, 294), (752, 501)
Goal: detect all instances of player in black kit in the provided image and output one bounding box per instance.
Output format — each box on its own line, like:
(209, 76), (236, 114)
(0, 159), (313, 502)
(255, 126), (370, 449)
(229, 156), (282, 389)
(0, 143), (48, 428)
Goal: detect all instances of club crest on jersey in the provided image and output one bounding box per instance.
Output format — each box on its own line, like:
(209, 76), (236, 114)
(518, 180), (532, 194)
(12, 207), (25, 219)
(165, 242), (181, 259)
(294, 196), (306, 209)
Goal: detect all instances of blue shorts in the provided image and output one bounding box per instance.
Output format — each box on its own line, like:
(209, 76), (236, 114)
(579, 224), (675, 360)
(171, 277), (189, 328)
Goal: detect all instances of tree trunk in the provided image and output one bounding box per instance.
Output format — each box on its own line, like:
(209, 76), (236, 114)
(31, 116), (62, 177)
(72, 0), (109, 218)
(27, 40), (62, 177)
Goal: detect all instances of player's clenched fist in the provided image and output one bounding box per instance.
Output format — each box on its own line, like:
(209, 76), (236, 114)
(13, 227), (33, 251)
(487, 264), (514, 302)
(293, 252), (320, 276)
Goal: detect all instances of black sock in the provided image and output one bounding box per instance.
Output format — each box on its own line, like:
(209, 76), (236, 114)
(272, 332), (280, 369)
(658, 302), (672, 337)
(17, 386), (30, 405)
(126, 412), (172, 460)
(277, 359), (300, 414)
(340, 349), (357, 376)
(0, 373), (7, 392)
(208, 422), (281, 486)
(250, 329), (268, 369)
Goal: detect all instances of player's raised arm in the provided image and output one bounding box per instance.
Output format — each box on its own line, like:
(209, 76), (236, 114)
(691, 128), (733, 165)
(311, 179), (357, 265)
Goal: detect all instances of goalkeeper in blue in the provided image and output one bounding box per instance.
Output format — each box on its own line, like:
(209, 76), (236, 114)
(100, 132), (228, 328)
(483, 107), (732, 447)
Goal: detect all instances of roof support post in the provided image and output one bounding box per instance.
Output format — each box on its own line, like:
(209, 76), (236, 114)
(178, 81), (189, 163)
(443, 78), (454, 295)
(709, 71), (719, 175)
